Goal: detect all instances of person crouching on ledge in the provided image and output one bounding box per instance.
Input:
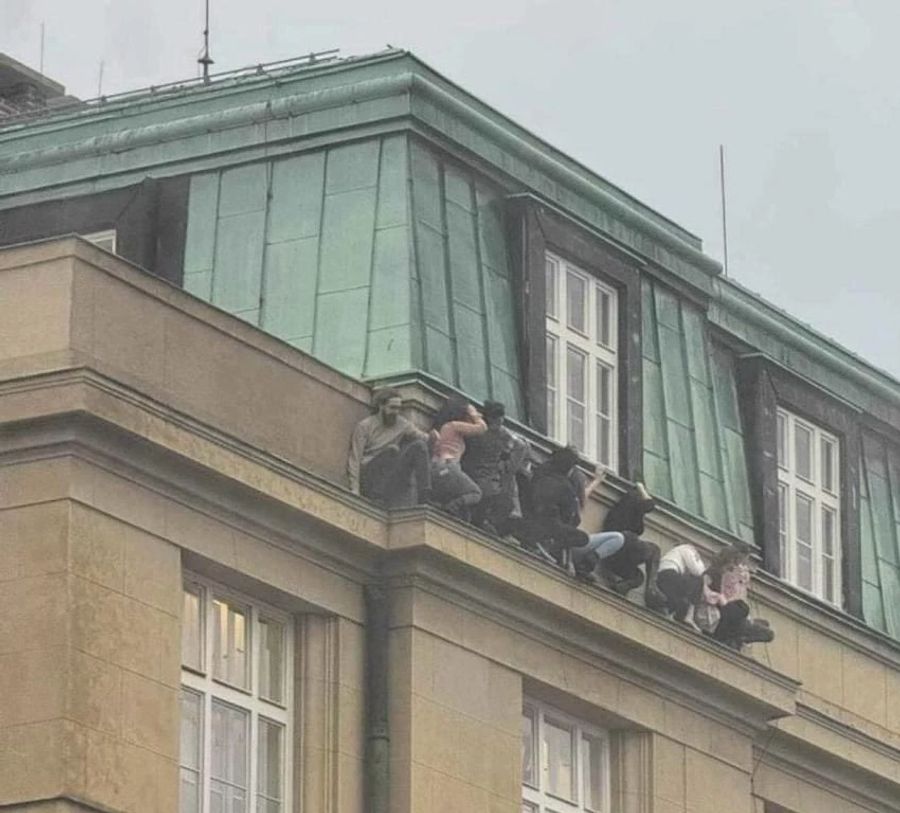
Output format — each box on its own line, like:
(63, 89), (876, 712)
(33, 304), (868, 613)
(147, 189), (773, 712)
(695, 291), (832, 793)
(430, 396), (487, 522)
(347, 388), (432, 508)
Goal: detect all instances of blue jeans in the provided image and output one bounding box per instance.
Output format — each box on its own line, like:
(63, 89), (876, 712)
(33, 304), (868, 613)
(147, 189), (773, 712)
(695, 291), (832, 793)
(570, 531), (625, 572)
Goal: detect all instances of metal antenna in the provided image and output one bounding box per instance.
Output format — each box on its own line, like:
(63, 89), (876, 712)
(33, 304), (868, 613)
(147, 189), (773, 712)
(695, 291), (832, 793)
(719, 144), (730, 278)
(39, 22), (45, 74)
(198, 0), (214, 82)
(97, 61), (105, 97)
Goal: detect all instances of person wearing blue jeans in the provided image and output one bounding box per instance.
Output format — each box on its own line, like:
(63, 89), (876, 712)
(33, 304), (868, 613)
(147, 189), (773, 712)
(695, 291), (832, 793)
(571, 530), (626, 578)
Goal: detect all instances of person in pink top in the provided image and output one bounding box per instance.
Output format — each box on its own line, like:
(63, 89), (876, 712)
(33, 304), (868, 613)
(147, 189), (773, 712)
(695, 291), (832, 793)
(430, 396), (487, 521)
(704, 545), (773, 649)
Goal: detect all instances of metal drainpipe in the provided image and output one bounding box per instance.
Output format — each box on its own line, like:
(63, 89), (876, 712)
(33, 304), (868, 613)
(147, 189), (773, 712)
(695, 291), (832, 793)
(365, 583), (390, 813)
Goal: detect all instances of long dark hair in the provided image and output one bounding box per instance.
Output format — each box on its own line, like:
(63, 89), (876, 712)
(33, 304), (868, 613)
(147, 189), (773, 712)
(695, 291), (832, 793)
(432, 395), (470, 431)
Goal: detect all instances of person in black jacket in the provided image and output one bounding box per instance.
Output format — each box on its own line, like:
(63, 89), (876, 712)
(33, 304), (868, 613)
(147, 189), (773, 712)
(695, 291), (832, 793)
(461, 401), (528, 535)
(595, 483), (666, 608)
(511, 447), (590, 562)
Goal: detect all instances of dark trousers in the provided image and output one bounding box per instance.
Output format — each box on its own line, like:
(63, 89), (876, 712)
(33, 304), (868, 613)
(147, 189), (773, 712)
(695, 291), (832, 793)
(656, 569), (703, 621)
(712, 600), (750, 644)
(471, 474), (515, 533)
(360, 439), (430, 508)
(511, 517), (588, 561)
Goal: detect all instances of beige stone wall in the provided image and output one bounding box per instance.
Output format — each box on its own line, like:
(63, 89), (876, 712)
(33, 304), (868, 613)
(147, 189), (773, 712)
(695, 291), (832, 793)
(389, 626), (521, 813)
(0, 481), (180, 813)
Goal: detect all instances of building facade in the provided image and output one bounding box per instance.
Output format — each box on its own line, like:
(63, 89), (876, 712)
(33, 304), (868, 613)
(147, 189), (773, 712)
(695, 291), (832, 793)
(1, 49), (898, 813)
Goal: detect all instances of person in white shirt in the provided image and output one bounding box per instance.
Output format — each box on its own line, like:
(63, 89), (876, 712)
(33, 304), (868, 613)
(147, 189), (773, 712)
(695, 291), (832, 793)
(655, 544), (725, 622)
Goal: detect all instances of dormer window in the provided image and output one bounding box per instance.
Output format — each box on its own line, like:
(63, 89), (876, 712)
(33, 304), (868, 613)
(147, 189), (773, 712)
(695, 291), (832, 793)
(545, 251), (619, 471)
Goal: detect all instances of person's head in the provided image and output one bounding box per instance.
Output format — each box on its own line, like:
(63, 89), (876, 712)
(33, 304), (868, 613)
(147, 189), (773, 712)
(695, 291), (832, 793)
(711, 543), (751, 572)
(432, 395), (471, 430)
(372, 388), (403, 426)
(545, 445), (580, 475)
(482, 400), (505, 428)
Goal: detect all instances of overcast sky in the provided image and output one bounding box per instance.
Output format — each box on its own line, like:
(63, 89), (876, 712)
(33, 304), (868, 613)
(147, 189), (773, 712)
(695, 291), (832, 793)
(3, 0), (899, 379)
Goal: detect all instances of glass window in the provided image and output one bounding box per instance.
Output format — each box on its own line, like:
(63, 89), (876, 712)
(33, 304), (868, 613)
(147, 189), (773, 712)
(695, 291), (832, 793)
(82, 228), (117, 254)
(258, 719), (284, 813)
(544, 717), (575, 800)
(546, 334), (558, 438)
(545, 257), (558, 319)
(582, 734), (606, 813)
(566, 345), (587, 453)
(522, 706), (537, 788)
(566, 271), (587, 333)
(183, 583), (204, 672)
(181, 576), (292, 813)
(545, 252), (619, 472)
(596, 288), (612, 348)
(522, 699), (609, 813)
(777, 412), (787, 469)
(181, 690), (203, 813)
(821, 438), (836, 493)
(213, 597), (249, 689)
(211, 701), (249, 813)
(776, 408), (841, 605)
(795, 422), (812, 481)
(259, 617), (285, 704)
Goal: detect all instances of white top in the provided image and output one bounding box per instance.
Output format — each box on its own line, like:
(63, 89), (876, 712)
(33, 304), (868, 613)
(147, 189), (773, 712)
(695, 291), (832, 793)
(658, 544), (706, 576)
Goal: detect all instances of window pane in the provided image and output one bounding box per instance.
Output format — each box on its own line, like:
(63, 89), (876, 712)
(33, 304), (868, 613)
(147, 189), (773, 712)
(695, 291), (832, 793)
(777, 412), (787, 469)
(568, 403), (586, 453)
(596, 416), (611, 468)
(596, 362), (612, 416)
(821, 438), (835, 492)
(545, 258), (558, 318)
(797, 543), (813, 591)
(795, 493), (813, 544)
(181, 690), (203, 771)
(544, 717), (575, 801)
(778, 482), (788, 576)
(566, 271), (587, 333)
(546, 335), (558, 436)
(522, 804), (538, 813)
(597, 288), (612, 348)
(182, 583), (203, 671)
(795, 423), (812, 480)
(259, 617), (285, 704)
(258, 719), (284, 810)
(180, 690), (202, 813)
(567, 346), (587, 452)
(821, 506), (836, 556)
(212, 597), (249, 689)
(211, 701), (248, 813)
(582, 734), (605, 812)
(567, 345), (585, 402)
(823, 557), (835, 603)
(181, 767), (201, 813)
(522, 707), (537, 788)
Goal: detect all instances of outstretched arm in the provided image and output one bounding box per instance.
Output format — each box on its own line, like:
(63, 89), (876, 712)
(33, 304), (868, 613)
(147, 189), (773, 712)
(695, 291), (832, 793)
(583, 468), (609, 502)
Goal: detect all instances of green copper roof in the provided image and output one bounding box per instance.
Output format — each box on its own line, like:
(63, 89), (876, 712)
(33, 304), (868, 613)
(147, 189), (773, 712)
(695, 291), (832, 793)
(860, 434), (900, 638)
(180, 134), (522, 413)
(642, 278), (754, 543)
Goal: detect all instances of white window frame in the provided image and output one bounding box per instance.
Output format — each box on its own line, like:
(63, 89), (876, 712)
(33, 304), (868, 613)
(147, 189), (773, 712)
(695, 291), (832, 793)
(522, 699), (611, 813)
(776, 408), (842, 605)
(545, 251), (619, 471)
(181, 574), (293, 813)
(82, 228), (117, 253)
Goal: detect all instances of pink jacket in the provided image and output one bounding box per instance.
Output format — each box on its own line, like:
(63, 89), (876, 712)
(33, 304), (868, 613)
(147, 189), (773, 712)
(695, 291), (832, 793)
(432, 418), (487, 462)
